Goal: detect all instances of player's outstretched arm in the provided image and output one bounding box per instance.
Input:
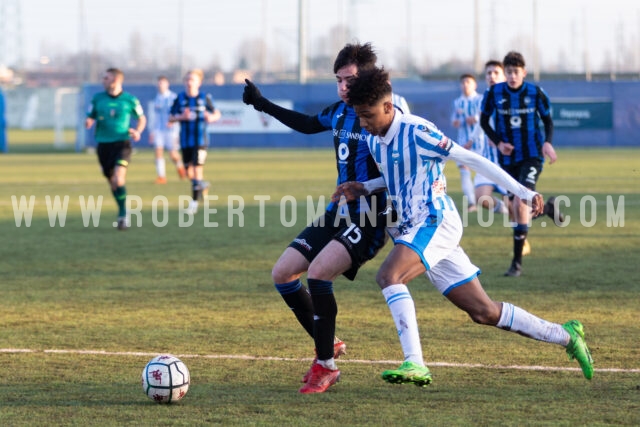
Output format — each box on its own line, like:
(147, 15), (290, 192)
(242, 79), (325, 134)
(242, 79), (268, 111)
(449, 143), (541, 212)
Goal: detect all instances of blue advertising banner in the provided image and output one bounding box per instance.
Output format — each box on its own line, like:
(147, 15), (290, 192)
(551, 98), (613, 129)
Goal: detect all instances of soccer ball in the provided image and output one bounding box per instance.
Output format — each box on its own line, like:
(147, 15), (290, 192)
(141, 354), (190, 403)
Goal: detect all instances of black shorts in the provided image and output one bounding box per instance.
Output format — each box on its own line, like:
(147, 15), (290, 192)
(288, 210), (388, 281)
(97, 141), (132, 178)
(502, 158), (543, 196)
(181, 147), (207, 166)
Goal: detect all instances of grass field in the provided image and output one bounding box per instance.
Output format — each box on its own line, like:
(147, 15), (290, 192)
(0, 143), (639, 426)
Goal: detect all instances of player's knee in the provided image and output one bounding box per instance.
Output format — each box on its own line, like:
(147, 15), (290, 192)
(375, 268), (397, 288)
(306, 265), (329, 281)
(271, 263), (298, 285)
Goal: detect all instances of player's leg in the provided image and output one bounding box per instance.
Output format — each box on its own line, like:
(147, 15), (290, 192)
(377, 244), (432, 387)
(272, 246), (314, 336)
(169, 148), (186, 180)
(474, 175), (508, 214)
(298, 240), (352, 393)
(273, 219), (336, 343)
(504, 195), (530, 276)
(458, 164), (476, 212)
(166, 132), (186, 179)
(154, 131), (167, 184)
(189, 149), (207, 213)
(306, 240), (351, 364)
(505, 161), (541, 276)
(106, 142), (131, 230)
(444, 271), (593, 380)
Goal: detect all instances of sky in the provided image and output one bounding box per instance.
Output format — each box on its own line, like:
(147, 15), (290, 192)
(7, 0), (640, 76)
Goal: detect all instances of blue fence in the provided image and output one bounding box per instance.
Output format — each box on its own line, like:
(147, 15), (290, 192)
(79, 80), (640, 151)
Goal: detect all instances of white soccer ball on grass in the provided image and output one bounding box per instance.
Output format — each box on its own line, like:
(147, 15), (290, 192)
(141, 354), (190, 403)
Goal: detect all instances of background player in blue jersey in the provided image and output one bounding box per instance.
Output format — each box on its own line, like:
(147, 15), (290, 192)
(170, 69), (221, 214)
(242, 42), (388, 394)
(451, 74), (483, 212)
(148, 76), (185, 184)
(480, 51), (563, 277)
(335, 66), (593, 386)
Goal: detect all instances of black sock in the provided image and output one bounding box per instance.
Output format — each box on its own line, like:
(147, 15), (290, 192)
(192, 179), (202, 201)
(307, 279), (337, 361)
(513, 224), (529, 265)
(274, 280), (314, 338)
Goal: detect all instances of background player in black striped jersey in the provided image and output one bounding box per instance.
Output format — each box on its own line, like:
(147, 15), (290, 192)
(243, 43), (388, 394)
(480, 51), (563, 277)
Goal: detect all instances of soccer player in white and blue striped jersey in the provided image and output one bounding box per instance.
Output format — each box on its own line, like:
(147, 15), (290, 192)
(149, 76), (185, 184)
(334, 66), (594, 385)
(451, 74), (483, 212)
(469, 61), (510, 215)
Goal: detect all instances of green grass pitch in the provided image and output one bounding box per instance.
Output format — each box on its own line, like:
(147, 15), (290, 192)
(0, 146), (638, 426)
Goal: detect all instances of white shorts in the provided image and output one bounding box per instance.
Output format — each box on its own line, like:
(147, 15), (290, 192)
(388, 209), (480, 296)
(474, 173), (507, 195)
(152, 130), (179, 151)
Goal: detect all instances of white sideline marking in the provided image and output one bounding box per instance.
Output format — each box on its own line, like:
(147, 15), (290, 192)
(1, 348), (638, 374)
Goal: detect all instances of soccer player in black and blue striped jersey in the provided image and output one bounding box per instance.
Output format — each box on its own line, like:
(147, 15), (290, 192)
(170, 69), (221, 214)
(243, 43), (388, 394)
(480, 51), (562, 277)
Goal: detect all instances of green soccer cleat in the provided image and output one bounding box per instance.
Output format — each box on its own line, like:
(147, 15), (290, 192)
(563, 320), (594, 380)
(381, 361), (432, 387)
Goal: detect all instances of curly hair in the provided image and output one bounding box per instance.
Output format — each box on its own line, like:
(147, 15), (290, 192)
(503, 51), (526, 68)
(347, 67), (391, 107)
(333, 42), (377, 74)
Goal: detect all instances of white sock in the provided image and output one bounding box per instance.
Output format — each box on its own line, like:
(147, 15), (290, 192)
(317, 358), (337, 370)
(155, 158), (166, 178)
(460, 168), (476, 206)
(497, 302), (570, 346)
(382, 284), (424, 365)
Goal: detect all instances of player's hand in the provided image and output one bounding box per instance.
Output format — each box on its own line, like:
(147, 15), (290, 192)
(243, 79), (267, 112)
(465, 116), (478, 125)
(530, 193), (544, 217)
(148, 132), (154, 144)
(452, 119), (461, 128)
(85, 118), (94, 129)
(128, 128), (142, 142)
(497, 141), (514, 156)
(331, 181), (367, 204)
(463, 140), (473, 150)
(542, 142), (557, 164)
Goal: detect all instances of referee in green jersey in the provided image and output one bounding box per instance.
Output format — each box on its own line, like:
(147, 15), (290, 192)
(85, 68), (146, 230)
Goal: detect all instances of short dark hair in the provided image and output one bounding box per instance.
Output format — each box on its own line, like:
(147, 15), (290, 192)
(459, 73), (476, 82)
(157, 75), (169, 82)
(484, 60), (503, 70)
(347, 66), (391, 106)
(106, 67), (124, 80)
(503, 51), (525, 68)
(333, 42), (377, 74)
